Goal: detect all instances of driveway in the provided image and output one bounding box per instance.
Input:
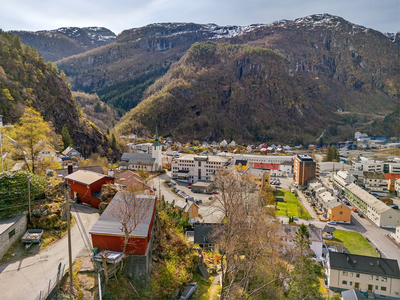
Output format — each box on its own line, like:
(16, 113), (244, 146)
(0, 204), (99, 300)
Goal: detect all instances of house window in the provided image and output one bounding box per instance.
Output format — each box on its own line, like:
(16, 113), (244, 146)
(356, 273), (360, 278)
(9, 229), (15, 239)
(340, 211), (343, 214)
(376, 276), (379, 281)
(189, 213), (192, 218)
(342, 281), (348, 285)
(350, 273), (353, 277)
(381, 286), (387, 291)
(381, 277), (387, 282)
(350, 282), (353, 286)
(375, 286), (378, 290)
(369, 276), (374, 280)
(193, 207), (196, 211)
(343, 271), (348, 276)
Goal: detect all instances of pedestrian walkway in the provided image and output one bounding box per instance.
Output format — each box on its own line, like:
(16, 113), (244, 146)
(296, 189), (318, 220)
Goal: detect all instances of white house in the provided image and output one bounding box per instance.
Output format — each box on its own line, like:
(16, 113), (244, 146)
(220, 140), (228, 147)
(278, 224), (324, 259)
(391, 225), (400, 245)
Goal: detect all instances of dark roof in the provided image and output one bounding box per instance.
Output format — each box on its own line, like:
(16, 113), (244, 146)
(341, 289), (368, 300)
(328, 252), (400, 279)
(194, 223), (224, 245)
(120, 153), (155, 166)
(55, 166), (104, 178)
(178, 170), (190, 173)
(89, 192), (155, 238)
(322, 225), (335, 234)
(235, 160), (247, 166)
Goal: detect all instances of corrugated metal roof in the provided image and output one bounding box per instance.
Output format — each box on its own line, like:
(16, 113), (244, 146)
(65, 170), (111, 185)
(89, 192), (155, 238)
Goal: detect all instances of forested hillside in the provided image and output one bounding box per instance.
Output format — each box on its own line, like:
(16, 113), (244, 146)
(115, 14), (399, 143)
(0, 30), (118, 158)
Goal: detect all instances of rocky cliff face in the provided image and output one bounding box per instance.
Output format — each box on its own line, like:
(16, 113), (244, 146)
(56, 15), (398, 117)
(9, 27), (116, 62)
(115, 14), (399, 143)
(0, 31), (118, 158)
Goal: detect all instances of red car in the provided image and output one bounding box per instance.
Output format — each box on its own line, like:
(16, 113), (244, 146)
(212, 191), (219, 194)
(188, 183), (194, 186)
(188, 186), (191, 189)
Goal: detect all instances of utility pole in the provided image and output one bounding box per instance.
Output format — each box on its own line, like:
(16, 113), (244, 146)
(65, 179), (73, 291)
(28, 176), (31, 221)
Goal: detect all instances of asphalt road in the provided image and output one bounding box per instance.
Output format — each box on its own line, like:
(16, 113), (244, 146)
(148, 172), (224, 223)
(0, 204), (99, 300)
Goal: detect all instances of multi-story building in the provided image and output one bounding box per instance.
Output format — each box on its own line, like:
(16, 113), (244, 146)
(396, 179), (400, 197)
(294, 154), (316, 186)
(171, 154), (230, 183)
(314, 187), (351, 223)
(363, 171), (389, 197)
(326, 252), (400, 299)
(247, 168), (271, 190)
(233, 154), (294, 168)
(343, 183), (400, 228)
(333, 170), (357, 193)
(353, 160), (384, 173)
(384, 161), (400, 174)
(127, 142), (153, 154)
(391, 225), (400, 245)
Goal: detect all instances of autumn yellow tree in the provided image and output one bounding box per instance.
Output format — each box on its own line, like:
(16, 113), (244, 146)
(13, 107), (51, 174)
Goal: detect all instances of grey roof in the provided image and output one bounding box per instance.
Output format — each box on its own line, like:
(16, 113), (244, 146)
(121, 152), (155, 166)
(55, 166), (104, 178)
(341, 289), (367, 300)
(0, 213), (26, 235)
(193, 223), (224, 245)
(89, 192), (155, 238)
(363, 171), (385, 179)
(65, 170), (112, 185)
(322, 225), (335, 234)
(278, 224), (323, 243)
(328, 252), (400, 279)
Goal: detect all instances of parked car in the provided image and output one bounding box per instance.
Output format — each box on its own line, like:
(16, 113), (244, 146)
(188, 183), (194, 186)
(188, 186), (191, 189)
(292, 216), (298, 221)
(291, 188), (295, 193)
(212, 191), (219, 194)
(327, 221), (337, 225)
(194, 199), (202, 205)
(193, 189), (200, 193)
(358, 213), (364, 218)
(351, 208), (358, 212)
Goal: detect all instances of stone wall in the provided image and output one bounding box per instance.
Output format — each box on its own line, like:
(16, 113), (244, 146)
(0, 213), (28, 260)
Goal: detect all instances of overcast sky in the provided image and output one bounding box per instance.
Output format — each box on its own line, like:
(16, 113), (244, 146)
(1, 0), (399, 35)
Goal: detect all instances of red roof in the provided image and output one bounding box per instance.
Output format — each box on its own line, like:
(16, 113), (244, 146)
(254, 163), (279, 170)
(385, 173), (400, 180)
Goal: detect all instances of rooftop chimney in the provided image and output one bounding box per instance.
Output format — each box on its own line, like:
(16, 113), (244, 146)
(67, 163), (73, 175)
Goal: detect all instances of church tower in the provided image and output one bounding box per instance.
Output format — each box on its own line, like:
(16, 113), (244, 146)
(152, 127), (162, 171)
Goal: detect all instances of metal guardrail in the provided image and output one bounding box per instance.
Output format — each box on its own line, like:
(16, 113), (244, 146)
(33, 263), (66, 300)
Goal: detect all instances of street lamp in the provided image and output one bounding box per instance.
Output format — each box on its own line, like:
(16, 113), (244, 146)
(0, 115), (15, 172)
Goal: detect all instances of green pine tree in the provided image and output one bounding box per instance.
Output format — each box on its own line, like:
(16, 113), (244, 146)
(287, 224), (323, 300)
(61, 124), (73, 149)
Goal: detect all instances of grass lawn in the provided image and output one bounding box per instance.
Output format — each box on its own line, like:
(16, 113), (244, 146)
(275, 190), (311, 219)
(192, 273), (218, 300)
(325, 230), (378, 257)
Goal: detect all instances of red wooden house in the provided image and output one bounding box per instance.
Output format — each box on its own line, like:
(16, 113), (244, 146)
(65, 170), (114, 208)
(89, 192), (156, 255)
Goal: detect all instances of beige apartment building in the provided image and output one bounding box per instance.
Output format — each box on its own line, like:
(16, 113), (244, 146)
(326, 252), (400, 299)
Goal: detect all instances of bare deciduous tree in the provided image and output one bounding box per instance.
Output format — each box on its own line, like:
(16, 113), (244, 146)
(213, 168), (288, 299)
(108, 184), (154, 269)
